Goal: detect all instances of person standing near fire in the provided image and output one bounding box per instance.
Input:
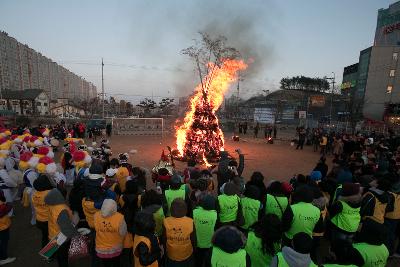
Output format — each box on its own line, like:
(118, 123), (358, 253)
(243, 122), (248, 135)
(254, 123), (260, 138)
(296, 128), (306, 150)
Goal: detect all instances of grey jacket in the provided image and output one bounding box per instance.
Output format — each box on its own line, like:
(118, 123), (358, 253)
(270, 246), (313, 267)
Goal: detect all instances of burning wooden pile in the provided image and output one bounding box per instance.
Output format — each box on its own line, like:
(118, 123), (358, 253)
(175, 59), (247, 165)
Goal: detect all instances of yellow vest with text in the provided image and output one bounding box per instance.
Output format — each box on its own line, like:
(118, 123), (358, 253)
(32, 190), (50, 222)
(93, 211), (125, 253)
(164, 216), (193, 261)
(48, 204), (72, 239)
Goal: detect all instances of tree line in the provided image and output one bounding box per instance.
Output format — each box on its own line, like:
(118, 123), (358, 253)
(280, 76), (330, 92)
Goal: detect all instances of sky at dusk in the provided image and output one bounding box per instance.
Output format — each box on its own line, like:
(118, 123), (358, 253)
(0, 0), (395, 102)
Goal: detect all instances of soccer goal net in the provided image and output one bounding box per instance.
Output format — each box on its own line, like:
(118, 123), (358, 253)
(111, 117), (164, 136)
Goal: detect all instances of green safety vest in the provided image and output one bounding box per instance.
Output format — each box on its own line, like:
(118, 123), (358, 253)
(330, 201), (360, 233)
(245, 231), (279, 267)
(276, 252), (317, 267)
(153, 207), (165, 237)
(218, 194), (239, 223)
(285, 202), (320, 239)
(241, 197), (261, 229)
(193, 207), (217, 248)
(265, 194), (288, 219)
(211, 246), (246, 267)
(165, 184), (186, 215)
(352, 243), (389, 267)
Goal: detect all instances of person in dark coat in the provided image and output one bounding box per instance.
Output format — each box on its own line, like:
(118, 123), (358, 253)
(313, 157), (329, 179)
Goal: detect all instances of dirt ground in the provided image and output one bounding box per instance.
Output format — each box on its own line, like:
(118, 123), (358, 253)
(6, 133), (399, 266)
(106, 133), (324, 182)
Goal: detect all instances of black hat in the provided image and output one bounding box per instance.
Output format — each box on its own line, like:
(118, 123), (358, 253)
(293, 232), (313, 254)
(170, 174), (182, 185)
(200, 195), (216, 210)
(88, 160), (104, 179)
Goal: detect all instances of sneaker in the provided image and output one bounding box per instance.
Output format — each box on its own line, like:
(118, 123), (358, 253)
(0, 257), (16, 265)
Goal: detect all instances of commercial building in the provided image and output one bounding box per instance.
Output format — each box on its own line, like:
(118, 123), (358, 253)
(363, 46), (400, 121)
(341, 63), (358, 94)
(0, 31), (97, 102)
(341, 2), (400, 123)
(229, 90), (346, 127)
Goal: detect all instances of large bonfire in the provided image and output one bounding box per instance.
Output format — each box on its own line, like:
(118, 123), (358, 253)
(176, 59), (247, 164)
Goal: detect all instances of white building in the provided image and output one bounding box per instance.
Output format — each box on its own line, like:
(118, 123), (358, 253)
(0, 89), (49, 115)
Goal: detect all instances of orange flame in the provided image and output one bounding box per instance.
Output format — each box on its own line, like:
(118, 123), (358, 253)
(176, 59), (247, 161)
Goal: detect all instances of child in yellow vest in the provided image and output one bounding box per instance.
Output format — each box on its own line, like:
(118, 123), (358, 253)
(133, 211), (162, 267)
(361, 177), (391, 224)
(116, 167), (129, 194)
(44, 188), (78, 267)
(163, 198), (195, 266)
(0, 190), (15, 265)
(384, 174), (400, 256)
(32, 174), (54, 248)
(94, 199), (127, 266)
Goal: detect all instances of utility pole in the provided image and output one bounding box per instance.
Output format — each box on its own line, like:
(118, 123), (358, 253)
(102, 58), (104, 119)
(326, 72), (335, 125)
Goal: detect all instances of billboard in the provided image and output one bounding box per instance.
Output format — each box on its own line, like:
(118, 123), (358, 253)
(310, 95), (325, 107)
(282, 109), (295, 120)
(254, 108), (275, 123)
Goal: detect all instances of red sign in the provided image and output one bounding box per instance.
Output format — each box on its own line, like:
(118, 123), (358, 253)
(310, 95), (326, 107)
(384, 22), (400, 34)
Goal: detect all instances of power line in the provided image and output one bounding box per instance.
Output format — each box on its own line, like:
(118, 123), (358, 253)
(58, 60), (191, 73)
(104, 92), (184, 99)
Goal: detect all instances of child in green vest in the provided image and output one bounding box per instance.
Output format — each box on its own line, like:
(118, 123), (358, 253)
(240, 185), (262, 231)
(270, 232), (317, 267)
(245, 214), (282, 267)
(216, 182), (242, 226)
(265, 181), (289, 220)
(193, 195), (217, 267)
(338, 219), (389, 267)
(328, 183), (362, 258)
(211, 226), (248, 267)
(165, 174), (190, 216)
(281, 185), (321, 246)
(141, 189), (166, 237)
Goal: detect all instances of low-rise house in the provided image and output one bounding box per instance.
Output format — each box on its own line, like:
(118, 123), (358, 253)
(50, 99), (85, 118)
(0, 89), (49, 115)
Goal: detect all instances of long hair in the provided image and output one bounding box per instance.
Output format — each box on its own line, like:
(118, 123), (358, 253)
(252, 214), (282, 255)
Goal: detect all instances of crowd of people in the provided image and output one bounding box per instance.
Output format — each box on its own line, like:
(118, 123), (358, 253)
(0, 124), (398, 267)
(236, 122), (277, 139)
